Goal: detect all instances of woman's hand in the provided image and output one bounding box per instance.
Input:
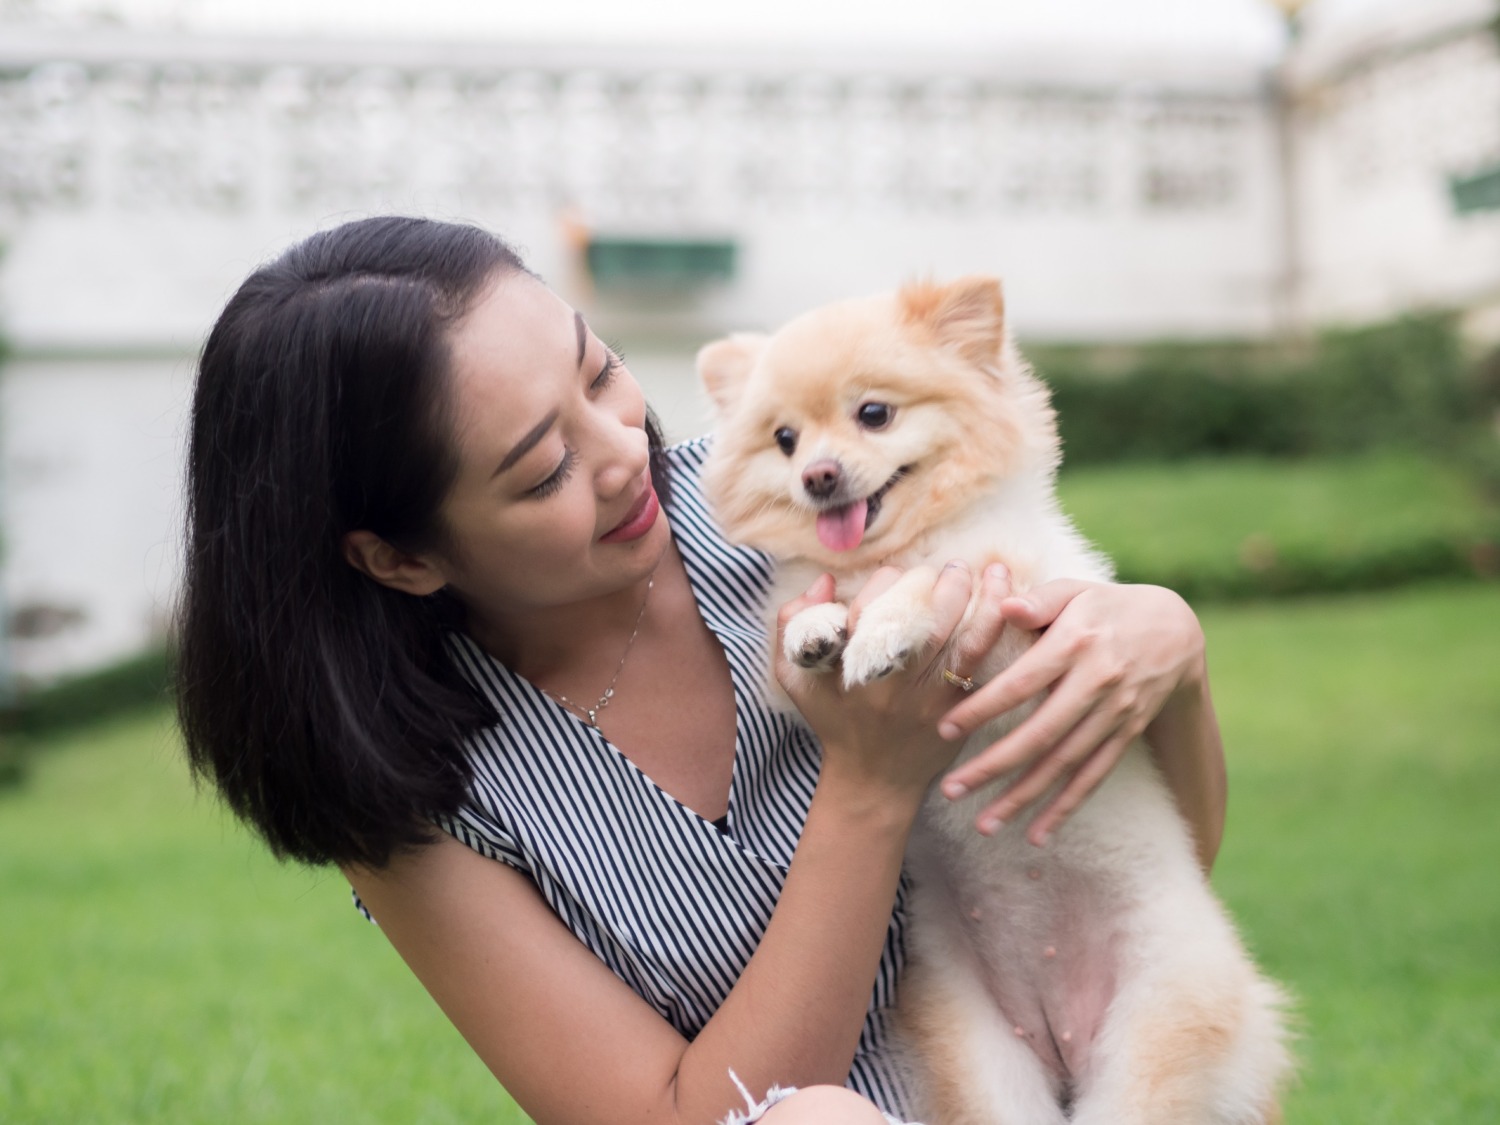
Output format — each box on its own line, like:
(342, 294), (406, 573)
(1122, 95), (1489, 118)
(936, 579), (1222, 855)
(774, 562), (1012, 807)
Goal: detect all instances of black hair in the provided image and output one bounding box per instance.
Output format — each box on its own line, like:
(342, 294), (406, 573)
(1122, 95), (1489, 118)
(177, 215), (671, 868)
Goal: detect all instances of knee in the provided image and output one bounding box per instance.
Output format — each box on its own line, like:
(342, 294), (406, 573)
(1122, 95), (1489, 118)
(759, 1086), (889, 1125)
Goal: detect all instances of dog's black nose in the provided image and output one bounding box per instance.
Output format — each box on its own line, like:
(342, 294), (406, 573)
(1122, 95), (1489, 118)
(802, 459), (842, 499)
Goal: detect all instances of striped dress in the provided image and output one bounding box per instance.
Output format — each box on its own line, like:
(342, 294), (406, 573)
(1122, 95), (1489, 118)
(435, 437), (916, 1117)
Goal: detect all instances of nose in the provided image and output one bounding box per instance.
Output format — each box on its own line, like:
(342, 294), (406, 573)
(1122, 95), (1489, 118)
(591, 411), (651, 492)
(802, 458), (842, 500)
(597, 425), (650, 498)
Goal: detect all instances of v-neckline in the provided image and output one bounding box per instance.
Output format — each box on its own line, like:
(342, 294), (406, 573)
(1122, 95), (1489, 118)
(508, 523), (753, 839)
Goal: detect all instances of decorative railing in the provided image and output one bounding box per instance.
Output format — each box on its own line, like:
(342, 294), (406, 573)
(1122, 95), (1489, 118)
(0, 40), (1262, 224)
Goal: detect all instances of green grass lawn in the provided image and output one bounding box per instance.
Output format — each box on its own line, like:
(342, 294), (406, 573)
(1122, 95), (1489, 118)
(1203, 584), (1500, 1122)
(2, 585), (1497, 1122)
(1059, 452), (1499, 600)
(0, 713), (520, 1124)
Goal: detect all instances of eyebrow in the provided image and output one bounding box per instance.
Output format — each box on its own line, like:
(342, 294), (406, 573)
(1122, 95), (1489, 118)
(494, 408), (560, 478)
(575, 312), (587, 368)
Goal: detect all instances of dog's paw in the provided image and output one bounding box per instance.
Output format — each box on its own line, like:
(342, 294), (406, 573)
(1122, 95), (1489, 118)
(841, 607), (934, 689)
(783, 602), (849, 671)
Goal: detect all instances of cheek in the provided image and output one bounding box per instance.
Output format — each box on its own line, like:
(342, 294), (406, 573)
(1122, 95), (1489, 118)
(748, 451), (801, 505)
(509, 494), (597, 559)
(449, 505), (596, 599)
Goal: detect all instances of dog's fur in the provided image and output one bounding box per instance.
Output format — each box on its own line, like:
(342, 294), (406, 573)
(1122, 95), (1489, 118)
(698, 277), (1292, 1125)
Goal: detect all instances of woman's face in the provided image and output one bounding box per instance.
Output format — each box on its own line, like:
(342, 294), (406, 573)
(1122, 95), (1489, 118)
(426, 271), (669, 625)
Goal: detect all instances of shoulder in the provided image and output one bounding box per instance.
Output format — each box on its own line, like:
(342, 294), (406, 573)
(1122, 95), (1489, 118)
(660, 435), (723, 543)
(661, 435), (771, 580)
(665, 434), (713, 481)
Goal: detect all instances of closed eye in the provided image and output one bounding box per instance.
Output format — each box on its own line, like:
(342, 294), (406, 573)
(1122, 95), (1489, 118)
(527, 447), (578, 498)
(591, 347), (624, 392)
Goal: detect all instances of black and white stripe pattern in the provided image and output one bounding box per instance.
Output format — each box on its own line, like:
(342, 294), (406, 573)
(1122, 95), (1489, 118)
(435, 437), (915, 1117)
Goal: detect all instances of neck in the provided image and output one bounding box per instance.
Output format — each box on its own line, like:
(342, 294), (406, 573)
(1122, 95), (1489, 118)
(467, 555), (667, 687)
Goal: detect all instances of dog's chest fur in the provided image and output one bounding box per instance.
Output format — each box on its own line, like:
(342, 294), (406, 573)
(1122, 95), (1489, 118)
(766, 471), (1187, 1074)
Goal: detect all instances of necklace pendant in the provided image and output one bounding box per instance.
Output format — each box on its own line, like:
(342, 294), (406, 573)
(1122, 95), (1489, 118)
(586, 708), (600, 728)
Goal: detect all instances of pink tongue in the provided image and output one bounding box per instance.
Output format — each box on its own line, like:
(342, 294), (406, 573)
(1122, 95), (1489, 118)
(816, 499), (869, 552)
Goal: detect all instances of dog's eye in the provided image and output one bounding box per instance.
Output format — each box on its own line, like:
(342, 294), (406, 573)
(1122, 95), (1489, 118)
(774, 427), (798, 455)
(857, 402), (894, 430)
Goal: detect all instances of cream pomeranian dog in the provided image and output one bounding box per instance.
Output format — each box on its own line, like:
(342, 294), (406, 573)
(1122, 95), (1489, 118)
(698, 277), (1291, 1125)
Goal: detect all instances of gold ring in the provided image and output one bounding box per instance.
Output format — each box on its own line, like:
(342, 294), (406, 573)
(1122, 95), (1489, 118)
(942, 668), (976, 692)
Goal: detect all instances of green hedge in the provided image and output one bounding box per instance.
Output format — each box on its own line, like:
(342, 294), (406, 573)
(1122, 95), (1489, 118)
(1034, 315), (1487, 465)
(0, 648), (172, 788)
(1116, 533), (1492, 604)
(1059, 454), (1500, 604)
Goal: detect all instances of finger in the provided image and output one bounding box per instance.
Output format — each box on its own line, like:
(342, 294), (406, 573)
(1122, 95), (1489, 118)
(1024, 723), (1143, 846)
(970, 704), (1126, 831)
(941, 662), (1113, 798)
(997, 578), (1099, 632)
(845, 565), (905, 634)
(938, 627), (1076, 741)
(913, 561), (976, 676)
(946, 562), (1012, 676)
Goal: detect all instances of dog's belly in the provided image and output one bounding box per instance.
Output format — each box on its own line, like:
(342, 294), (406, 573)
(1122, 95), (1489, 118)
(978, 870), (1119, 1082)
(911, 823), (1125, 1085)
(906, 742), (1198, 1094)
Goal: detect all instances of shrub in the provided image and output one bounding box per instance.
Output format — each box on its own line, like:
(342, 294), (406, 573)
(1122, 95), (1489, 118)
(1, 648), (172, 789)
(1059, 454), (1500, 603)
(1033, 314), (1484, 465)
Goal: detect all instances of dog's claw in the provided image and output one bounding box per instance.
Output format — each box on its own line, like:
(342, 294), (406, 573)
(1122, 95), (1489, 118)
(795, 631), (845, 669)
(784, 603), (850, 674)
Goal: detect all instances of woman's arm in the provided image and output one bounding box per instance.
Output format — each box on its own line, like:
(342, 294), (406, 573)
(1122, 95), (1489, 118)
(936, 578), (1228, 870)
(345, 789), (910, 1125)
(346, 563), (992, 1125)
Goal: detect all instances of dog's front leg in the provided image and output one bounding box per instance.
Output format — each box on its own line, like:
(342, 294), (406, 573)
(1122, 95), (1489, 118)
(783, 601), (850, 672)
(841, 566), (948, 689)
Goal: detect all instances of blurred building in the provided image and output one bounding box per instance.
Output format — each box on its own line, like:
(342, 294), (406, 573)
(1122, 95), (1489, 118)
(1289, 0), (1500, 331)
(0, 0), (1496, 680)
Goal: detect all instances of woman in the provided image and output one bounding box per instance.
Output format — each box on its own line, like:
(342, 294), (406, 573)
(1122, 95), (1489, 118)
(178, 216), (1226, 1125)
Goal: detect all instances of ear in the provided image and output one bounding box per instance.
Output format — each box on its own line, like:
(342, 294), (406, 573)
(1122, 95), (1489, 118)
(342, 529), (448, 597)
(898, 276), (1005, 368)
(696, 332), (769, 414)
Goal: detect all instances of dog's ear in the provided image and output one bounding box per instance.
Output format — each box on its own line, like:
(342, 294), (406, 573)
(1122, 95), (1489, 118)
(899, 276), (1005, 368)
(697, 332), (769, 413)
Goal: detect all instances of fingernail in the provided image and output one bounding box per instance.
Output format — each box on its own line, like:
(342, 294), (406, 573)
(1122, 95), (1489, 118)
(1011, 598), (1035, 613)
(942, 779), (967, 799)
(943, 559), (969, 573)
(978, 815), (1004, 835)
(938, 721), (962, 740)
(985, 563), (1009, 582)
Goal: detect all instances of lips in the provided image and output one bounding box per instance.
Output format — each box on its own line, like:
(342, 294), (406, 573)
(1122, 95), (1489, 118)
(813, 466), (910, 552)
(600, 482), (660, 544)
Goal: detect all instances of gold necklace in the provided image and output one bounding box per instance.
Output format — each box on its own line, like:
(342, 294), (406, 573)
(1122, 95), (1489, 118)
(540, 574), (654, 730)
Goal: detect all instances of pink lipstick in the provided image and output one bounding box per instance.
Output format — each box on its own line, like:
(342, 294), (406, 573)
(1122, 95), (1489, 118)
(599, 484), (660, 543)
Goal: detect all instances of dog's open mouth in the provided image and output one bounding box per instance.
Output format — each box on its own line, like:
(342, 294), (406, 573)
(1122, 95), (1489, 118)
(815, 466), (912, 552)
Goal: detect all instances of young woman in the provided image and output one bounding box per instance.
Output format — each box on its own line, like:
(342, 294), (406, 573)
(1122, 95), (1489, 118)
(178, 216), (1226, 1125)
